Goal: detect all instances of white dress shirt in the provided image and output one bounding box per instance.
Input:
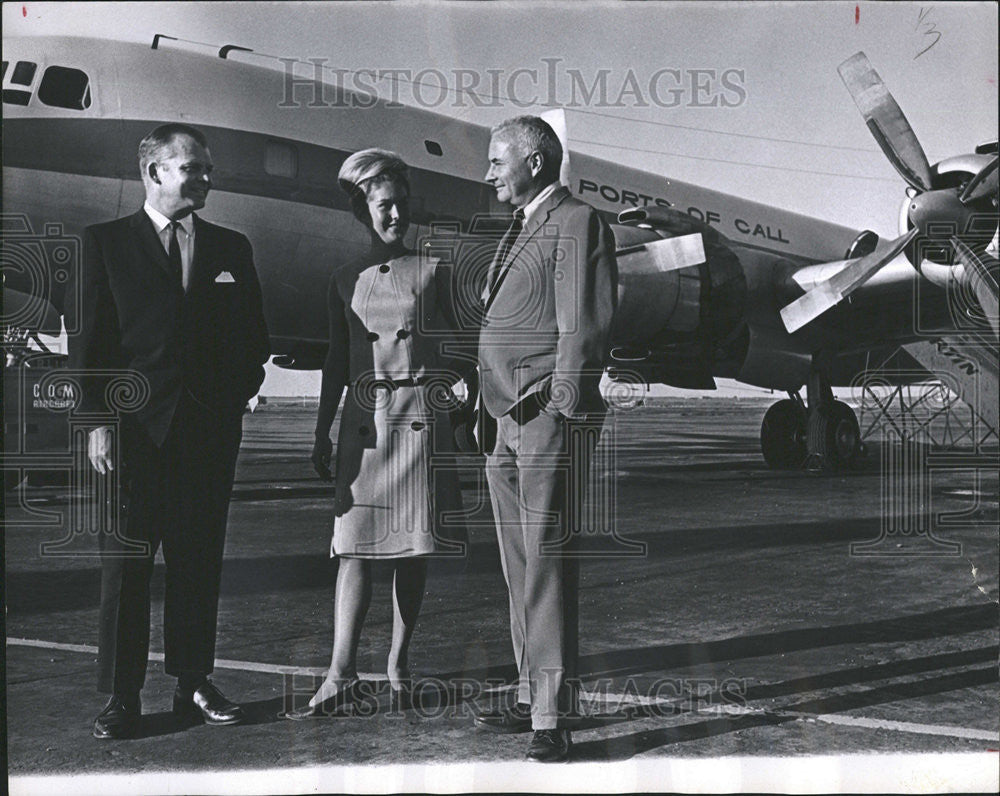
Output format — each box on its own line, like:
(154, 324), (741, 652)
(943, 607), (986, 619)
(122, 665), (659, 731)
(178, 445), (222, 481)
(482, 182), (563, 304)
(144, 202), (195, 287)
(520, 181), (561, 222)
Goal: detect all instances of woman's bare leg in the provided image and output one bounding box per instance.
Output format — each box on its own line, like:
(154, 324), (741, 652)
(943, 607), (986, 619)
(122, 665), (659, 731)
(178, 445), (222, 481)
(387, 557), (427, 688)
(310, 557), (372, 705)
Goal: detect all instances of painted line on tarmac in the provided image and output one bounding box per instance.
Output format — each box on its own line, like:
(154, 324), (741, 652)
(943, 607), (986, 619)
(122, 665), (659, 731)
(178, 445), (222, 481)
(10, 637), (997, 743)
(702, 704), (999, 742)
(6, 637), (386, 681)
(807, 711), (999, 741)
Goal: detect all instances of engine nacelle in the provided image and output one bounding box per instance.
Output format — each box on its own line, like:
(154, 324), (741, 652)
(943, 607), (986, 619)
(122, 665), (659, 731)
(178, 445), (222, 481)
(899, 153), (999, 290)
(610, 219), (746, 351)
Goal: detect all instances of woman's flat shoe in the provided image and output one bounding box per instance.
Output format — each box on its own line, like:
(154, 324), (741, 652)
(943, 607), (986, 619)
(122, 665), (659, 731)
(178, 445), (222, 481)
(282, 680), (363, 720)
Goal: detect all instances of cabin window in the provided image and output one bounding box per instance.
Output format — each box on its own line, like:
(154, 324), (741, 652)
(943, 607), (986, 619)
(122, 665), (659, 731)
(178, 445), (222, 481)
(10, 61), (37, 85)
(264, 140), (298, 178)
(38, 66), (92, 110)
(424, 140), (443, 156)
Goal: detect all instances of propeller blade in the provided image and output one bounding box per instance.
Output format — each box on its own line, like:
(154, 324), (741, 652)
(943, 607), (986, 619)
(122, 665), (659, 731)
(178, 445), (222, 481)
(838, 52), (933, 192)
(617, 234), (707, 277)
(959, 156), (999, 205)
(951, 236), (999, 338)
(780, 228), (919, 333)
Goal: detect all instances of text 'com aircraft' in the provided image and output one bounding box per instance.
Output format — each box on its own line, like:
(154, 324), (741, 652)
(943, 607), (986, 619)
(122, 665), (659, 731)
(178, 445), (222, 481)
(2, 35), (997, 479)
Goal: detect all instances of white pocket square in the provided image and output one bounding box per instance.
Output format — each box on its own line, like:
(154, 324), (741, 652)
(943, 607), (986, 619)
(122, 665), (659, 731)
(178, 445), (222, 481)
(215, 271), (236, 283)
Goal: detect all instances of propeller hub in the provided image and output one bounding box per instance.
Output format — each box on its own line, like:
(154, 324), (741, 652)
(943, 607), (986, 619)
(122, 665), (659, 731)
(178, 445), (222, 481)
(902, 154), (1000, 266)
(907, 189), (979, 265)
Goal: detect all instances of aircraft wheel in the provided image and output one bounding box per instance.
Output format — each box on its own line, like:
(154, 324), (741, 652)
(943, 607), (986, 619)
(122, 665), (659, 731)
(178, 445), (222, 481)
(760, 399), (807, 469)
(807, 400), (862, 471)
(829, 400), (863, 468)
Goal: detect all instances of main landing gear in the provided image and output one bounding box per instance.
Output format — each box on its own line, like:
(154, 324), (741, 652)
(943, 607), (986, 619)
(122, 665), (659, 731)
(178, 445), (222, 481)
(761, 396), (807, 469)
(760, 369), (864, 472)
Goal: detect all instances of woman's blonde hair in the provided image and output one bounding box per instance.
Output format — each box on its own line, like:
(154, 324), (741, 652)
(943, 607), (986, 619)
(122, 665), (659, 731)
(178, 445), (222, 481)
(337, 148), (410, 223)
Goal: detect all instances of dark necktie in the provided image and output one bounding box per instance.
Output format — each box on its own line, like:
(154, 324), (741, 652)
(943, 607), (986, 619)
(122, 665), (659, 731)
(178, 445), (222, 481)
(488, 209), (525, 293)
(167, 220), (184, 288)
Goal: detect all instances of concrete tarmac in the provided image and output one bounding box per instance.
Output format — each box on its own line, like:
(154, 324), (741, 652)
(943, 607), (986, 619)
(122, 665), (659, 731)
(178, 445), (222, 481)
(4, 399), (998, 792)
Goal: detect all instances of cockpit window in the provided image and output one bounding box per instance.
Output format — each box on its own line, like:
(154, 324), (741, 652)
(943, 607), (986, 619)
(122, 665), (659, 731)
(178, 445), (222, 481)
(4, 60), (37, 105)
(38, 66), (92, 110)
(2, 88), (31, 106)
(1, 62), (8, 81)
(10, 61), (37, 86)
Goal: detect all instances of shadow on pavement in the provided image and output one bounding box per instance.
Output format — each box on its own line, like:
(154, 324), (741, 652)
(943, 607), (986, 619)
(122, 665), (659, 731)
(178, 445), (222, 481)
(7, 513), (927, 615)
(571, 665), (998, 761)
(578, 603), (999, 680)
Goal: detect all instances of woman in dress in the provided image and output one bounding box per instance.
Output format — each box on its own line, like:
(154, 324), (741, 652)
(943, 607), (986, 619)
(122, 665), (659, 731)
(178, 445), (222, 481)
(285, 148), (470, 718)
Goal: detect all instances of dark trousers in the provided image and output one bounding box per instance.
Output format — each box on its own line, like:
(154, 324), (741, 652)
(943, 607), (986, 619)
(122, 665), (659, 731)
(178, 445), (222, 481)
(485, 394), (603, 729)
(97, 394), (243, 695)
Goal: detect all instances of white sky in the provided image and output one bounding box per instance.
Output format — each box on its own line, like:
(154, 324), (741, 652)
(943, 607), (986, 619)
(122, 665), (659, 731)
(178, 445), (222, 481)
(4, 0), (998, 395)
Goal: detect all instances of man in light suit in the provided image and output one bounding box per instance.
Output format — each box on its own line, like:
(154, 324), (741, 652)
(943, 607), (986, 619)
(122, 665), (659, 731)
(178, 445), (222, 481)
(69, 123), (269, 739)
(475, 116), (617, 761)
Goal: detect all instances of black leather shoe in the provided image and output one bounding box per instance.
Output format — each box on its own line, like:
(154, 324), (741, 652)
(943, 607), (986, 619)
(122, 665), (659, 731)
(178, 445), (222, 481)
(93, 694), (141, 739)
(526, 728), (572, 762)
(473, 702), (532, 734)
(173, 680), (244, 726)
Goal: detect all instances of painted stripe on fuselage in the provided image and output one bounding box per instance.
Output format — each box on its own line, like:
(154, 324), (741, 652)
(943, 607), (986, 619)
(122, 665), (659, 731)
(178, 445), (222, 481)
(1, 166), (419, 348)
(2, 117), (496, 226)
(2, 116), (845, 262)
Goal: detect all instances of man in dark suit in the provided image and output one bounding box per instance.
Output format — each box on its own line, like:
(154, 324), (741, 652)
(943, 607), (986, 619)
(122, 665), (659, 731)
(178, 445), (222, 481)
(69, 123), (269, 739)
(475, 116), (617, 761)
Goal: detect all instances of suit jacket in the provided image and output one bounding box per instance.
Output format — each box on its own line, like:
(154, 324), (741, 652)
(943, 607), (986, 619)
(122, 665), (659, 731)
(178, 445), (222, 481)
(478, 186), (617, 418)
(69, 209), (270, 446)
